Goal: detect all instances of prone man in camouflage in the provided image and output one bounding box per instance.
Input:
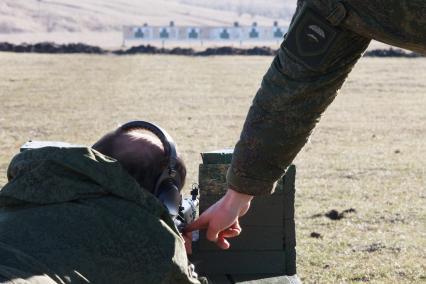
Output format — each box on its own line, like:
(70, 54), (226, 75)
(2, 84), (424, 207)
(0, 126), (203, 284)
(186, 0), (426, 249)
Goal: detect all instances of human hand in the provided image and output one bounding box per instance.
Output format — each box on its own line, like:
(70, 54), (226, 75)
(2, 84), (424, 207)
(184, 188), (253, 249)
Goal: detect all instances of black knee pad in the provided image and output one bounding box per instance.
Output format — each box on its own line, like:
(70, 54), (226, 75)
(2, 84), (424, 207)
(282, 3), (346, 71)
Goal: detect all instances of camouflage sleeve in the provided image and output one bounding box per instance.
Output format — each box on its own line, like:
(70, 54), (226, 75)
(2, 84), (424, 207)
(342, 0), (426, 55)
(228, 0), (426, 196)
(227, 1), (371, 196)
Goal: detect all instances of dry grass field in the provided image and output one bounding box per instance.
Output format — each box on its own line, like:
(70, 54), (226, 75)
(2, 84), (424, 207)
(0, 53), (425, 283)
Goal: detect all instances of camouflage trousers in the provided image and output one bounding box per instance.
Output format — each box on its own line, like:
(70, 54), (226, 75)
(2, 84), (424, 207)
(228, 0), (426, 195)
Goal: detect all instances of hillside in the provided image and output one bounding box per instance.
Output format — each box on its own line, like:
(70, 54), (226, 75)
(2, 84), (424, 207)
(0, 0), (296, 47)
(178, 0), (297, 20)
(0, 0), (297, 34)
(0, 0), (392, 50)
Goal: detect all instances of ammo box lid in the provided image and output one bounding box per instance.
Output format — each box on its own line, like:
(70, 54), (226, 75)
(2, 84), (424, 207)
(201, 148), (233, 164)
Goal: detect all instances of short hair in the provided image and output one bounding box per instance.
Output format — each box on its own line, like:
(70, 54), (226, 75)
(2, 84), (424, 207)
(92, 127), (186, 193)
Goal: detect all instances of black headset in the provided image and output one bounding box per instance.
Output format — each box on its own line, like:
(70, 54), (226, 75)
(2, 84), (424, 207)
(118, 121), (183, 218)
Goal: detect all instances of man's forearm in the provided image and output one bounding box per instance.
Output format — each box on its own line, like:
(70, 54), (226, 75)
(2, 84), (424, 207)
(228, 3), (371, 196)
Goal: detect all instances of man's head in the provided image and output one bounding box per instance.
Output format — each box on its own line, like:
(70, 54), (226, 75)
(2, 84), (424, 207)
(92, 126), (186, 194)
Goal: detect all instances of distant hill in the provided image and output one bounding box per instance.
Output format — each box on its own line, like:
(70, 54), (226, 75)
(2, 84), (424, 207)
(177, 0), (297, 21)
(0, 0), (391, 51)
(0, 0), (296, 34)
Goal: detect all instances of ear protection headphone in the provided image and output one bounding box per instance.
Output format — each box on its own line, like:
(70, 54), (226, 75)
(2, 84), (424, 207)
(118, 121), (183, 218)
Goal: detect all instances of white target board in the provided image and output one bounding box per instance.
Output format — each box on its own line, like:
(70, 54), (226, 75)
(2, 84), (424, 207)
(187, 27), (201, 39)
(123, 24), (288, 43)
(132, 27), (153, 40)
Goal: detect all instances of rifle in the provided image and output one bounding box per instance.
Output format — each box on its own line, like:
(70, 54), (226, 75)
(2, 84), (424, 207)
(173, 185), (199, 236)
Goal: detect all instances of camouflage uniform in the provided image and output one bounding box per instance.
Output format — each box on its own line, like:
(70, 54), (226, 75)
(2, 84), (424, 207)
(0, 147), (202, 284)
(228, 0), (426, 196)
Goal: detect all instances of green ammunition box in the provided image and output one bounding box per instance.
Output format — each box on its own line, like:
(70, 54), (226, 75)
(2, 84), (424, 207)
(191, 149), (297, 282)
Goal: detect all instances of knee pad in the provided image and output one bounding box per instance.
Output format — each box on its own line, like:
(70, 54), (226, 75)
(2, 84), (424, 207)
(282, 2), (347, 70)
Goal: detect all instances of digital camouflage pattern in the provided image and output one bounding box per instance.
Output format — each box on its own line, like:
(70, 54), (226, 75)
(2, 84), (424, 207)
(228, 0), (426, 196)
(0, 147), (202, 284)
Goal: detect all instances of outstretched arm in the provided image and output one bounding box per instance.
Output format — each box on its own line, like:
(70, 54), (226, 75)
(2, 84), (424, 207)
(189, 1), (371, 248)
(228, 3), (371, 196)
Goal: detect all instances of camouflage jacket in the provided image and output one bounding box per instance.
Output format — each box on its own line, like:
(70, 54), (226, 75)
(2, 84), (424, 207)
(228, 0), (426, 195)
(0, 147), (201, 284)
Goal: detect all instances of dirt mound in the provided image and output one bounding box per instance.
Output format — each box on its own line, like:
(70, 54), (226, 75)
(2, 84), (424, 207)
(114, 45), (277, 56)
(0, 42), (277, 56)
(364, 48), (422, 58)
(0, 43), (423, 58)
(196, 46), (276, 56)
(311, 208), (357, 221)
(0, 42), (104, 54)
(310, 232), (323, 239)
(112, 45), (161, 55)
(325, 208), (356, 220)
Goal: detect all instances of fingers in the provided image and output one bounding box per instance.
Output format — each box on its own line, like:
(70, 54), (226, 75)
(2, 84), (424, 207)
(209, 221), (241, 250)
(184, 195), (248, 250)
(230, 221), (242, 234)
(206, 224), (238, 243)
(215, 227), (241, 250)
(206, 223), (220, 243)
(219, 230), (238, 238)
(216, 236), (230, 250)
(185, 219), (236, 250)
(219, 227), (241, 238)
(184, 213), (209, 233)
(204, 214), (242, 241)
